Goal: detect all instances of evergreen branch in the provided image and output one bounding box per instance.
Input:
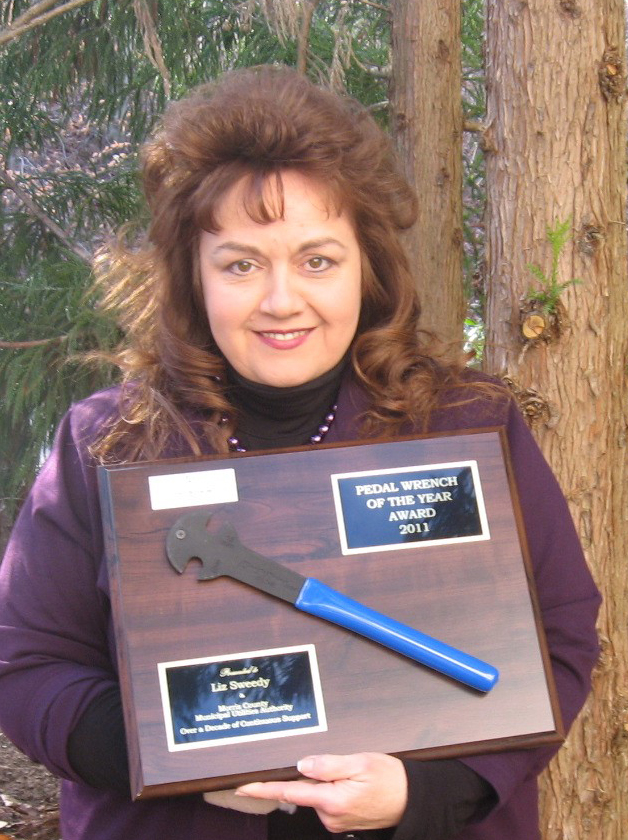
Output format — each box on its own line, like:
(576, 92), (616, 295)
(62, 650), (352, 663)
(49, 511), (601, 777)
(0, 168), (92, 264)
(0, 336), (68, 349)
(523, 218), (581, 316)
(0, 0), (96, 47)
(297, 0), (321, 75)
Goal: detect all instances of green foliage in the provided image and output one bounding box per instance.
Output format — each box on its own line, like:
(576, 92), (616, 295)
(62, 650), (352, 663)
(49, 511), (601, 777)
(0, 243), (122, 508)
(0, 0), (392, 530)
(0, 0), (486, 533)
(525, 218), (582, 314)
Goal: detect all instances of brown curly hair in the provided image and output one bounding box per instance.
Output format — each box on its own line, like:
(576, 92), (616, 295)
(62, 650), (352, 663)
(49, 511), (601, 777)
(92, 64), (466, 462)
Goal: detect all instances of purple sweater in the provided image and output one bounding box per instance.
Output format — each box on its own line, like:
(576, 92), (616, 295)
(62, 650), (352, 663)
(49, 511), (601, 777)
(0, 376), (600, 840)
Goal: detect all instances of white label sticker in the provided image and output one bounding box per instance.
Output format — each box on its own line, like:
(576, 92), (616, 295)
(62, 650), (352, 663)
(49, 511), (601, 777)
(148, 468), (239, 511)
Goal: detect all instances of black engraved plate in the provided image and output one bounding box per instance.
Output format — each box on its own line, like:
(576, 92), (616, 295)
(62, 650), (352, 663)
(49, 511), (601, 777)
(159, 645), (326, 750)
(331, 461), (489, 553)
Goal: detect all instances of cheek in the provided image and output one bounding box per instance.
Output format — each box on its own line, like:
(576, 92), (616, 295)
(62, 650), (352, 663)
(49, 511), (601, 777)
(202, 287), (235, 338)
(340, 278), (362, 330)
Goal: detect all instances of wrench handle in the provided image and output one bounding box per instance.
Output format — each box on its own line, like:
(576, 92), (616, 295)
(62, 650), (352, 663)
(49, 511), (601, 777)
(295, 578), (498, 692)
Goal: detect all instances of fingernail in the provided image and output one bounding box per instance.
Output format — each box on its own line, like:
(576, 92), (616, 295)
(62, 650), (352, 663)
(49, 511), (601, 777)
(297, 757), (314, 774)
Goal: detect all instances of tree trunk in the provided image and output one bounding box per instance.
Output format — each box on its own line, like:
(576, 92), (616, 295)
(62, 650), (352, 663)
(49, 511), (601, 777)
(483, 1), (628, 837)
(390, 0), (466, 344)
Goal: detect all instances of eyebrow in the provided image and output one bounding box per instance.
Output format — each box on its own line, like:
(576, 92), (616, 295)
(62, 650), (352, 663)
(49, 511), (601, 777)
(211, 238), (348, 257)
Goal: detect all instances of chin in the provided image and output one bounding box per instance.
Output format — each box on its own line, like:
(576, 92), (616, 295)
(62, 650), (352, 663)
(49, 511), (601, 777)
(262, 374), (313, 388)
(254, 367), (320, 388)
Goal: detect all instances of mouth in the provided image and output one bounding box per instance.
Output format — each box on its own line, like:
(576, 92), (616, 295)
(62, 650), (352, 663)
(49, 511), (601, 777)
(258, 329), (311, 341)
(255, 328), (313, 349)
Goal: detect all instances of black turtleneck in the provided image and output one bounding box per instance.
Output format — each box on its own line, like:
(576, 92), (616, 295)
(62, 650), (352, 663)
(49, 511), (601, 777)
(225, 356), (348, 451)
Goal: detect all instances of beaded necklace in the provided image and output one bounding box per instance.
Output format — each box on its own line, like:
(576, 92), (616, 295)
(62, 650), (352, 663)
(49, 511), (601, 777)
(226, 403), (338, 453)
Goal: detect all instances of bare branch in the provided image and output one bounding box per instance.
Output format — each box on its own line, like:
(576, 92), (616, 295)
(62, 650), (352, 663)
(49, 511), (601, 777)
(350, 48), (391, 79)
(0, 0), (95, 47)
(357, 0), (389, 12)
(253, 0), (299, 43)
(5, 0), (59, 28)
(0, 168), (92, 264)
(329, 4), (350, 92)
(463, 120), (486, 133)
(0, 336), (68, 349)
(133, 0), (171, 98)
(296, 0), (321, 75)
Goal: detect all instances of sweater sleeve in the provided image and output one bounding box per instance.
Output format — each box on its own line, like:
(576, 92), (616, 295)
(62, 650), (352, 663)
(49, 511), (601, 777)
(457, 401), (601, 806)
(0, 395), (122, 783)
(390, 760), (495, 840)
(67, 685), (130, 794)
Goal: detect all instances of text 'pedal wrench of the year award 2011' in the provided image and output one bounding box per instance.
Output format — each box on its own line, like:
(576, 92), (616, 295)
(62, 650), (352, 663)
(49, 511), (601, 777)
(165, 510), (499, 692)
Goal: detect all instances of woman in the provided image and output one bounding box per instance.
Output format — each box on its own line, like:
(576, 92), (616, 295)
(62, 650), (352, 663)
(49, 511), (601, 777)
(0, 65), (600, 840)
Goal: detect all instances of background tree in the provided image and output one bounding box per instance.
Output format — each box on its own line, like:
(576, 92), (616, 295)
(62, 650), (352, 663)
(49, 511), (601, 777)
(483, 1), (628, 837)
(390, 0), (465, 344)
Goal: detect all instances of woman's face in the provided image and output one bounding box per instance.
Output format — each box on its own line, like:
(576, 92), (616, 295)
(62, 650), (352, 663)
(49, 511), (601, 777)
(198, 171), (362, 388)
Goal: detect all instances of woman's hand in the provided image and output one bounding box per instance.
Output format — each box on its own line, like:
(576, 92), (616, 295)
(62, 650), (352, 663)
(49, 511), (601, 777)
(236, 752), (408, 833)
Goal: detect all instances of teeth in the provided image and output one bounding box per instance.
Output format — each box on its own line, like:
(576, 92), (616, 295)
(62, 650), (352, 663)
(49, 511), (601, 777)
(261, 330), (309, 341)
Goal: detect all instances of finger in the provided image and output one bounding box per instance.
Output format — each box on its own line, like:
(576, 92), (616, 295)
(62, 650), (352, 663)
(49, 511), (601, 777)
(203, 789), (281, 814)
(236, 779), (327, 809)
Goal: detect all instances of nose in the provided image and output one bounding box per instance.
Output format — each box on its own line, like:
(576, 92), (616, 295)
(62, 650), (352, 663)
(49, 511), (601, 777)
(258, 268), (304, 319)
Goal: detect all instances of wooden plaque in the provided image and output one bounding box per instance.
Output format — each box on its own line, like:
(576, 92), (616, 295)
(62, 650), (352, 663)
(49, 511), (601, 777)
(98, 429), (563, 799)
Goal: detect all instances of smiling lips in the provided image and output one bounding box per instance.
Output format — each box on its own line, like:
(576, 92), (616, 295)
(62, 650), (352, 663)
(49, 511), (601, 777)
(256, 328), (313, 350)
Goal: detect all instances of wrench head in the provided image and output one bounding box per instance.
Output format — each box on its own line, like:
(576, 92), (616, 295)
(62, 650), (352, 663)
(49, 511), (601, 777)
(165, 510), (237, 580)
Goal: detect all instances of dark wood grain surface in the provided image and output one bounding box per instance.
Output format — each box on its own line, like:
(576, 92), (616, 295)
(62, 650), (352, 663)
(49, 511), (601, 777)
(99, 429), (562, 799)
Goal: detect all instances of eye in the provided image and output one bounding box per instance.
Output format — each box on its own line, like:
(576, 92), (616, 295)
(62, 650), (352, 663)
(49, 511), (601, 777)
(304, 256), (332, 272)
(228, 259), (256, 276)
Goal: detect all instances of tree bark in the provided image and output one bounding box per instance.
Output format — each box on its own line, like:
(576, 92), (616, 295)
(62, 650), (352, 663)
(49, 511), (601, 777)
(483, 1), (628, 837)
(390, 0), (466, 344)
